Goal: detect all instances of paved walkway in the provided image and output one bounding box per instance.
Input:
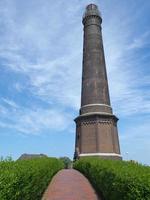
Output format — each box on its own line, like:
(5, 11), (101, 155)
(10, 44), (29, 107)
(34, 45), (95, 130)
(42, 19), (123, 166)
(42, 169), (100, 200)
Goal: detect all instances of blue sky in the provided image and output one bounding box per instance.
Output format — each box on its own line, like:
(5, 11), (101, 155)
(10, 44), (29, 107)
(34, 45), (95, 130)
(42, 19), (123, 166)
(0, 0), (150, 164)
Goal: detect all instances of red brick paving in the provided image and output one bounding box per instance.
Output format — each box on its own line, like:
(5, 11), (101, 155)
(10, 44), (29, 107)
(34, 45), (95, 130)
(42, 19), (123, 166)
(42, 169), (100, 200)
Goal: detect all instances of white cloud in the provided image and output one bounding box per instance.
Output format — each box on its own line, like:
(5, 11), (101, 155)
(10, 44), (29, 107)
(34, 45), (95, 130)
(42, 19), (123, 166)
(127, 31), (150, 50)
(2, 98), (19, 108)
(0, 101), (73, 135)
(103, 9), (150, 116)
(13, 83), (23, 92)
(0, 0), (84, 110)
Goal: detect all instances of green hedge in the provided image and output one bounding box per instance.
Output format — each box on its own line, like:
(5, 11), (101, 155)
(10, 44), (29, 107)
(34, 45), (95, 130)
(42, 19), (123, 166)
(74, 157), (150, 200)
(0, 157), (64, 200)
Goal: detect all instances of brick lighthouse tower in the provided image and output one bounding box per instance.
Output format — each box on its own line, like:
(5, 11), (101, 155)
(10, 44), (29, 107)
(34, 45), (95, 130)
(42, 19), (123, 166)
(74, 4), (121, 160)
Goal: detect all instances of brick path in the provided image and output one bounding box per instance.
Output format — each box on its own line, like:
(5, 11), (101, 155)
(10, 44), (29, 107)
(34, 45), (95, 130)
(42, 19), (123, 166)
(42, 169), (100, 200)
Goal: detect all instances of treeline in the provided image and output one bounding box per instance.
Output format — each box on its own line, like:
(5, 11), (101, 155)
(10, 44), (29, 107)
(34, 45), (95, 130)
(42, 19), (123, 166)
(74, 157), (150, 200)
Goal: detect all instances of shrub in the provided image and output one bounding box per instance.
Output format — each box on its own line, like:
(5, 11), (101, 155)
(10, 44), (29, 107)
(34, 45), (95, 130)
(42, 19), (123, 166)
(59, 157), (72, 169)
(0, 157), (64, 200)
(74, 157), (150, 200)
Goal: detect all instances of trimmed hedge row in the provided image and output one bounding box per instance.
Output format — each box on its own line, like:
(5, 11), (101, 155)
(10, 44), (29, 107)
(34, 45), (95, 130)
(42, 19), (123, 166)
(74, 157), (150, 200)
(0, 157), (64, 200)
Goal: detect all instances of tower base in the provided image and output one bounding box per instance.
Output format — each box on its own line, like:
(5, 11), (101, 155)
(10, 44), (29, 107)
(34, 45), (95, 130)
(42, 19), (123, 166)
(74, 113), (121, 160)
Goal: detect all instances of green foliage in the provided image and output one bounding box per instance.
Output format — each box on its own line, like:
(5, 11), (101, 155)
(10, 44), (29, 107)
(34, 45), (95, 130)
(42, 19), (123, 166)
(59, 157), (72, 169)
(74, 157), (150, 200)
(0, 157), (64, 200)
